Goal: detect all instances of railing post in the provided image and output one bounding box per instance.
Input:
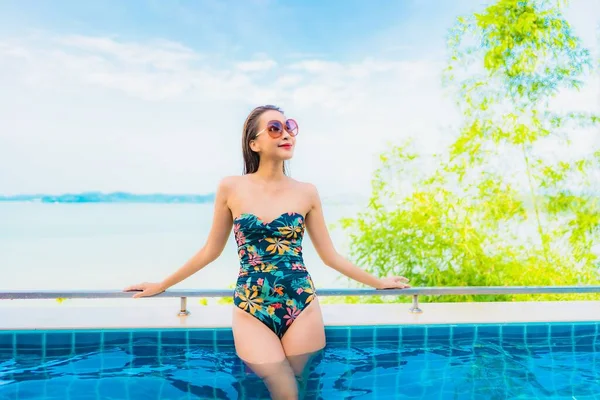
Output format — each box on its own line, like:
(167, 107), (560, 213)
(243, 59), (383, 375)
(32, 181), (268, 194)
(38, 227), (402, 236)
(178, 296), (190, 316)
(409, 294), (423, 314)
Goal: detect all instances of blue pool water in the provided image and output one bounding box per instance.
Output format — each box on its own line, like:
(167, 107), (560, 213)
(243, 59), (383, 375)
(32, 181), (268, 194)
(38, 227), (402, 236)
(1, 323), (599, 399)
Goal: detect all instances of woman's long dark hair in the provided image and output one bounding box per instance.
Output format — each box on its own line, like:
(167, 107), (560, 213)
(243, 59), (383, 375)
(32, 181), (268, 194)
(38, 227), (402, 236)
(242, 105), (288, 175)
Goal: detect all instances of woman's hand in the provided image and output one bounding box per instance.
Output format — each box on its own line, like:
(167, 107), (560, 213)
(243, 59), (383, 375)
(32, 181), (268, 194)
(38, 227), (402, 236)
(375, 276), (411, 289)
(123, 282), (166, 298)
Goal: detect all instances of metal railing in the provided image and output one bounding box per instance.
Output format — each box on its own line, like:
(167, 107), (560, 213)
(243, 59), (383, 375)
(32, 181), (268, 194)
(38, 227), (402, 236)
(2, 286), (600, 316)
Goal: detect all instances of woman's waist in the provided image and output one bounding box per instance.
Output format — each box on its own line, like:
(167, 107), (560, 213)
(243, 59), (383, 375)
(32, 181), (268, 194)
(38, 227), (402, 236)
(236, 266), (311, 280)
(237, 252), (304, 264)
(237, 259), (306, 272)
(235, 270), (315, 294)
(234, 271), (316, 306)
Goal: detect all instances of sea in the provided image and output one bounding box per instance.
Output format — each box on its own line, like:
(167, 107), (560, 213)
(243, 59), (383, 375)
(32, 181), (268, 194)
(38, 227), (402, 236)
(0, 200), (363, 294)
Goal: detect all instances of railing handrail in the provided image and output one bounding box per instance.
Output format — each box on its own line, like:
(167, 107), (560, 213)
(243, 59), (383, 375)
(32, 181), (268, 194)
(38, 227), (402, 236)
(2, 285), (600, 300)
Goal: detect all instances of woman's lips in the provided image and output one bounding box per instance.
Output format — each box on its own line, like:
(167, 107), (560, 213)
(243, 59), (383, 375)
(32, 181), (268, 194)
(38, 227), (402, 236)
(279, 144), (293, 150)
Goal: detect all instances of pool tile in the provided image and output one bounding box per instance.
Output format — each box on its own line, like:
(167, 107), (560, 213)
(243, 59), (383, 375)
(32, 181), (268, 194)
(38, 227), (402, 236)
(0, 333), (14, 350)
(188, 329), (215, 345)
(478, 324), (500, 339)
(448, 344), (472, 359)
(132, 343), (158, 357)
(501, 324), (525, 340)
(549, 323), (573, 338)
(160, 345), (188, 358)
(451, 325), (475, 341)
(16, 333), (42, 349)
(132, 330), (159, 346)
(549, 335), (572, 348)
(16, 379), (47, 396)
(45, 346), (74, 357)
(67, 375), (100, 396)
(215, 342), (236, 354)
(44, 378), (70, 398)
(574, 332), (595, 346)
(2, 321), (600, 399)
(160, 330), (188, 346)
(574, 323), (596, 337)
(325, 327), (350, 343)
(0, 350), (12, 363)
(427, 326), (450, 338)
(525, 324), (550, 344)
(350, 326), (374, 344)
(16, 348), (46, 358)
(103, 331), (131, 347)
(45, 332), (73, 348)
(97, 377), (128, 400)
(372, 353), (405, 369)
(74, 331), (101, 350)
(374, 326), (400, 342)
(398, 382), (425, 398)
(215, 328), (233, 344)
(574, 343), (595, 353)
(401, 326), (425, 346)
(526, 323), (550, 336)
(551, 343), (575, 353)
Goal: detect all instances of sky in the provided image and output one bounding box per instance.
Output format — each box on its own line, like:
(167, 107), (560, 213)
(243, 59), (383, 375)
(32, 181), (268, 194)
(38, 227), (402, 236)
(0, 0), (598, 198)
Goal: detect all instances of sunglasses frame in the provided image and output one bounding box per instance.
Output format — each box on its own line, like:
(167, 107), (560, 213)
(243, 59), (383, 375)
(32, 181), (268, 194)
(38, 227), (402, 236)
(255, 118), (299, 139)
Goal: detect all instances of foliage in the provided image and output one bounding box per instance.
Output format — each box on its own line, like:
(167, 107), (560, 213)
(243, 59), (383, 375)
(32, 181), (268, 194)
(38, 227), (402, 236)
(338, 0), (600, 303)
(216, 283), (236, 305)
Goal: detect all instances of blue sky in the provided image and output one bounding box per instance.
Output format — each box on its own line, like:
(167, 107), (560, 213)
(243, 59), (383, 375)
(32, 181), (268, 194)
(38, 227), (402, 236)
(0, 0), (475, 59)
(0, 0), (598, 197)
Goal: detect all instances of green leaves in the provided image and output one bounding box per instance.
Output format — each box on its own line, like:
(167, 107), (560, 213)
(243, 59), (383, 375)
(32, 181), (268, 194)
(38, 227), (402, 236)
(446, 0), (591, 106)
(337, 0), (600, 304)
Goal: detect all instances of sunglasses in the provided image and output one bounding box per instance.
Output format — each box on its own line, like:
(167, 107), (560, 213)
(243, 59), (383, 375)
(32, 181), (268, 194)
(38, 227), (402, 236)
(255, 119), (299, 139)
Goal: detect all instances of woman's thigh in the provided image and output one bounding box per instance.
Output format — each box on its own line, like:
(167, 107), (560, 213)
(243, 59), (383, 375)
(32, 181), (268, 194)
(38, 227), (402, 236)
(232, 306), (287, 364)
(232, 307), (299, 399)
(280, 297), (326, 376)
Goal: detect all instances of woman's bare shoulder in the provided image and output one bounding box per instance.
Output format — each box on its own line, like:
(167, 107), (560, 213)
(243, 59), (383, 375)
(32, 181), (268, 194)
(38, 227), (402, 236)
(289, 178), (319, 201)
(215, 175), (247, 199)
(218, 175), (246, 188)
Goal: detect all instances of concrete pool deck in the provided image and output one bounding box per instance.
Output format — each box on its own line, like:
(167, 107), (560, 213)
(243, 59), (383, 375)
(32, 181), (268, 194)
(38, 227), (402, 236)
(1, 299), (599, 330)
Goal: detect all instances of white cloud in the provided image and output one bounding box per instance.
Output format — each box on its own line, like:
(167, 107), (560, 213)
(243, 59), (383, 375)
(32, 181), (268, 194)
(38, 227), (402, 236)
(236, 59), (277, 72)
(289, 60), (339, 74)
(0, 26), (597, 198)
(58, 35), (202, 68)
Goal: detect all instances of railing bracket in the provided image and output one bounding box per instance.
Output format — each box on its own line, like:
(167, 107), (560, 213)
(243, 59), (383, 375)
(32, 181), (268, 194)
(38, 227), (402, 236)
(178, 296), (190, 317)
(409, 294), (423, 314)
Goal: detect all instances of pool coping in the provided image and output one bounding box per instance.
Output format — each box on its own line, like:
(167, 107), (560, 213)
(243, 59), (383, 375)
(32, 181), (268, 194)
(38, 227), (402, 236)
(1, 299), (599, 330)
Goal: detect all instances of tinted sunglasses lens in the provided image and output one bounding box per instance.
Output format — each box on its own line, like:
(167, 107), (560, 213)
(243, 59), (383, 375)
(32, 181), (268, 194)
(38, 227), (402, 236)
(266, 121), (284, 137)
(286, 119), (298, 136)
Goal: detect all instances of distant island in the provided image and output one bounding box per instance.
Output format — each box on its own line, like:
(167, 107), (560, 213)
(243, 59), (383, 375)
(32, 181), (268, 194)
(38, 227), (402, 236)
(0, 192), (216, 204)
(0, 191), (375, 205)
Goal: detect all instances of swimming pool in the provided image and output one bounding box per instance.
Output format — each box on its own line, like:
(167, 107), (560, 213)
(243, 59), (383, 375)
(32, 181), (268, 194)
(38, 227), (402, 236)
(1, 322), (598, 399)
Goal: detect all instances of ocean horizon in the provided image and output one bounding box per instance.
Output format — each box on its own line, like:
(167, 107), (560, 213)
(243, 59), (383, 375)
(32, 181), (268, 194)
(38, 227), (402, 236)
(0, 191), (216, 204)
(2, 190), (597, 295)
(0, 191), (369, 206)
(0, 200), (362, 293)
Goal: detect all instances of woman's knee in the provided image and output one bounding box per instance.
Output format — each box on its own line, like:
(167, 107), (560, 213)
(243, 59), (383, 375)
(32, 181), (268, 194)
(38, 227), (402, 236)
(243, 358), (299, 399)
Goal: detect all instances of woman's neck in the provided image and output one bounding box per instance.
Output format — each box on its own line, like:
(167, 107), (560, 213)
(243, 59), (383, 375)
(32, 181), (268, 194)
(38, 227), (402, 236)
(253, 160), (286, 183)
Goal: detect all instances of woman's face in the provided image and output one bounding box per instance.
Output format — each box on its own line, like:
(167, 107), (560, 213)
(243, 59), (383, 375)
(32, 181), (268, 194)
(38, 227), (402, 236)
(250, 110), (299, 161)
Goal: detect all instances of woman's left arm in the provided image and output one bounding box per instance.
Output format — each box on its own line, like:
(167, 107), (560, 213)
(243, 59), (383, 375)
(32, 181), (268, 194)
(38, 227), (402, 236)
(303, 183), (410, 290)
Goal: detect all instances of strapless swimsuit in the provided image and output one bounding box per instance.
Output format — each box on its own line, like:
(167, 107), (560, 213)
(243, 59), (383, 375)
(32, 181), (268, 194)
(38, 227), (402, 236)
(232, 211), (316, 339)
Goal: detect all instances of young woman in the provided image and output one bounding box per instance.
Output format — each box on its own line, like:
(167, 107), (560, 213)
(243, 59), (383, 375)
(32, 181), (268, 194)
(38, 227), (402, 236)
(124, 105), (410, 399)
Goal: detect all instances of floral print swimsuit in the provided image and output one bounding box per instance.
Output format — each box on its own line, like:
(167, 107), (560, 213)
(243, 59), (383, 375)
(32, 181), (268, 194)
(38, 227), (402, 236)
(233, 211), (316, 339)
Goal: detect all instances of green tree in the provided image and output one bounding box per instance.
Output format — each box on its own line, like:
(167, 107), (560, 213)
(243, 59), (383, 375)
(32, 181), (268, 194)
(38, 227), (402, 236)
(337, 0), (600, 304)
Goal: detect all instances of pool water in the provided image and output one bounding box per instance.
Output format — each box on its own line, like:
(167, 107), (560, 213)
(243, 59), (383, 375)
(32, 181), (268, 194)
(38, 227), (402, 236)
(1, 323), (599, 399)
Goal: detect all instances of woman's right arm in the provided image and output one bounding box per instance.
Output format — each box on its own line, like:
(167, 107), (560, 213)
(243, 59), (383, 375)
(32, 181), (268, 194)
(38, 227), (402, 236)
(124, 177), (235, 298)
